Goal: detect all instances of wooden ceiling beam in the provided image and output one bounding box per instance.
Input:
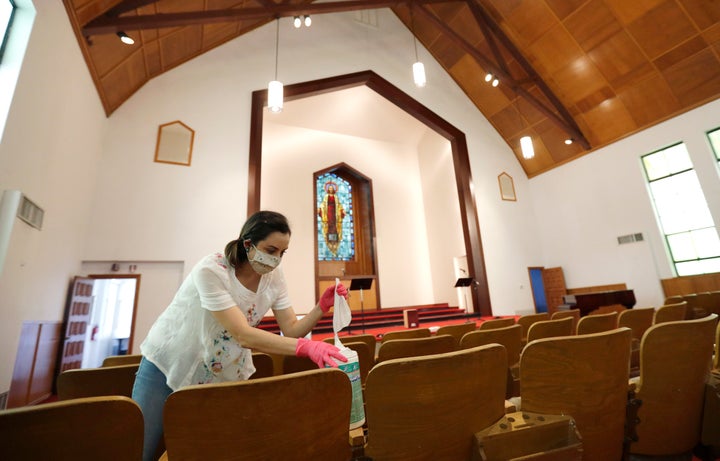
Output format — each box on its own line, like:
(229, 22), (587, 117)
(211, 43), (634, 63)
(466, 0), (590, 149)
(82, 0), (457, 35)
(104, 0), (159, 17)
(416, 3), (589, 149)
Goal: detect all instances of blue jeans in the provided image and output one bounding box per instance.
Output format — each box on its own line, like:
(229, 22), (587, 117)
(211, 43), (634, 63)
(132, 357), (173, 461)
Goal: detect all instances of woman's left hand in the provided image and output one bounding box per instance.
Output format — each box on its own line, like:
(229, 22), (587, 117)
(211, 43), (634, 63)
(319, 283), (348, 313)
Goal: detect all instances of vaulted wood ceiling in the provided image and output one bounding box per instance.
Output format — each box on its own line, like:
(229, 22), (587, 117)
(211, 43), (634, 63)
(63, 0), (720, 177)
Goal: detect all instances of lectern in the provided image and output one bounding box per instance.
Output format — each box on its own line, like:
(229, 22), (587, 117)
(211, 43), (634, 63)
(454, 277), (474, 313)
(349, 278), (373, 334)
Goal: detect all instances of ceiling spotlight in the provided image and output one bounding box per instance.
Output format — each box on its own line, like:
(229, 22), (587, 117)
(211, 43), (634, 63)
(564, 138), (573, 145)
(293, 16), (302, 28)
(484, 73), (493, 82)
(492, 78), (499, 87)
(304, 15), (312, 27)
(116, 31), (134, 45)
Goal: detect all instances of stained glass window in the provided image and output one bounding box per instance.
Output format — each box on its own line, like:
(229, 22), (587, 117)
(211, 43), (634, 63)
(316, 173), (355, 260)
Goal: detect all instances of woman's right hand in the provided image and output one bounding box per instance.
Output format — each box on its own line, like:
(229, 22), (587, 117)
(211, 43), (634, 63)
(318, 283), (348, 313)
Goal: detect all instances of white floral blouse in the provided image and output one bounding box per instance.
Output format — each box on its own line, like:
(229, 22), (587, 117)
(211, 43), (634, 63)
(140, 253), (291, 390)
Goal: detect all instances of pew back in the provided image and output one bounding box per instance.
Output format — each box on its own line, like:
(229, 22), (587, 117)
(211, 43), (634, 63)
(0, 396), (143, 461)
(164, 368), (352, 460)
(364, 344), (507, 461)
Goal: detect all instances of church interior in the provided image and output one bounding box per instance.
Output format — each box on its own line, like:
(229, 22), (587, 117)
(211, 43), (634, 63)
(1, 0), (720, 459)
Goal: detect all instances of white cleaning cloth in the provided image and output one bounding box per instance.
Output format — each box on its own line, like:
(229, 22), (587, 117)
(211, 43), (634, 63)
(332, 277), (352, 348)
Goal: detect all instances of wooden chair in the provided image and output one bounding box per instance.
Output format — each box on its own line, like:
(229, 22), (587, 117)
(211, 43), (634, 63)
(163, 368), (353, 460)
(629, 314), (717, 458)
(282, 355), (318, 374)
(653, 301), (687, 324)
(519, 327), (632, 461)
(525, 316), (573, 343)
(56, 363), (139, 400)
(550, 309), (580, 334)
(435, 321), (476, 348)
(101, 354), (142, 367)
(575, 311), (618, 335)
(693, 292), (716, 318)
(376, 334), (455, 364)
(516, 312), (550, 344)
(478, 317), (515, 330)
(379, 327), (431, 343)
(460, 324), (523, 398)
(324, 333), (378, 357)
(460, 324), (522, 369)
(0, 396), (143, 461)
(249, 351), (275, 379)
(663, 295), (684, 305)
(708, 291), (720, 317)
(618, 307), (656, 377)
(618, 307), (655, 341)
(681, 293), (704, 319)
(363, 344), (508, 460)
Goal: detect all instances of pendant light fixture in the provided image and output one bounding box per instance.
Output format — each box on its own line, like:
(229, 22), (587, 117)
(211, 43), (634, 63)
(515, 96), (534, 159)
(268, 19), (283, 113)
(410, 6), (426, 88)
(520, 135), (535, 159)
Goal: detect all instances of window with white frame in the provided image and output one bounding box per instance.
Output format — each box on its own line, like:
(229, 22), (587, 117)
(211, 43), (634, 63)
(642, 142), (720, 276)
(0, 0), (15, 64)
(709, 127), (720, 162)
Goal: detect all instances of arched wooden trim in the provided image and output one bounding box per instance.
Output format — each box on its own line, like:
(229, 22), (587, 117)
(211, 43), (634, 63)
(248, 70), (491, 316)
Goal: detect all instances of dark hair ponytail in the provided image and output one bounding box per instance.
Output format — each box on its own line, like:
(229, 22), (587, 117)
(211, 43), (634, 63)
(224, 211), (291, 268)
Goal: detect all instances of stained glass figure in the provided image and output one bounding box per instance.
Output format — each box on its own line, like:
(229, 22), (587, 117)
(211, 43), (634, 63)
(317, 173), (354, 260)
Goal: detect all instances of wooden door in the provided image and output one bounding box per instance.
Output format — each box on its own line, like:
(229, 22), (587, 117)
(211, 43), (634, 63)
(58, 277), (94, 373)
(541, 267), (567, 315)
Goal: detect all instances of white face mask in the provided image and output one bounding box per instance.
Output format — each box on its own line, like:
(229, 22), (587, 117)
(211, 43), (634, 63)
(247, 244), (281, 275)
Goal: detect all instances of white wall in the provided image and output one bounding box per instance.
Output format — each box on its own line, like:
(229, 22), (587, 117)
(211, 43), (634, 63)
(417, 130), (464, 305)
(262, 123), (440, 309)
(0, 1), (107, 391)
(80, 261), (186, 357)
(530, 99), (720, 309)
(83, 7), (536, 330)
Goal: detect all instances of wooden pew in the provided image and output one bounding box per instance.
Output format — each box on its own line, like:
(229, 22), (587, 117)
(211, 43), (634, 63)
(363, 344), (507, 460)
(519, 328), (632, 461)
(163, 368), (353, 460)
(0, 396), (143, 461)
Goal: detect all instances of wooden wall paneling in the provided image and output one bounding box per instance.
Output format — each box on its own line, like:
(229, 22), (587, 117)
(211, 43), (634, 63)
(27, 323), (62, 405)
(7, 321), (63, 408)
(661, 273), (720, 297)
(6, 323), (39, 408)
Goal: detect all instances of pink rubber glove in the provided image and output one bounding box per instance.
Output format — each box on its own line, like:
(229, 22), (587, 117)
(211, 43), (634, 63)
(295, 337), (348, 368)
(319, 283), (348, 313)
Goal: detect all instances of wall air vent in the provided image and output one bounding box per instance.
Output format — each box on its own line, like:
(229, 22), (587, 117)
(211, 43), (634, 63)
(617, 233), (644, 245)
(17, 194), (43, 230)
